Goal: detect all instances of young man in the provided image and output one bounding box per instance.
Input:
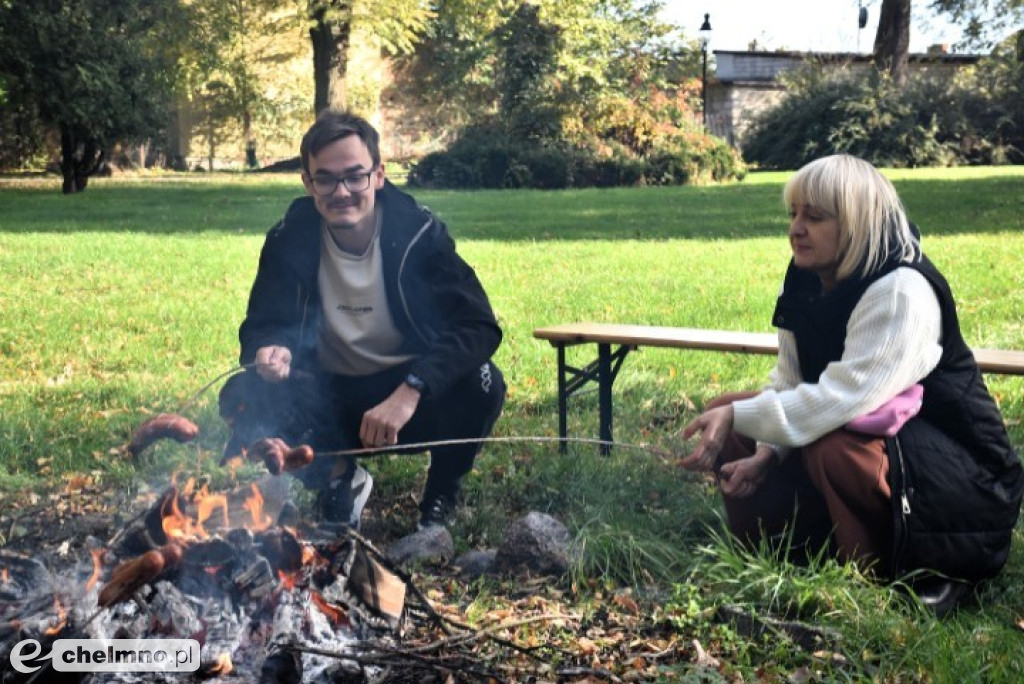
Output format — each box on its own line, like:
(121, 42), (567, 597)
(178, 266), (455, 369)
(220, 110), (505, 531)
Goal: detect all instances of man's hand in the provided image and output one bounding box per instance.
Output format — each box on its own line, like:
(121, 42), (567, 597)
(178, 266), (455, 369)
(359, 383), (421, 448)
(255, 345), (292, 383)
(677, 404), (734, 472)
(718, 446), (775, 498)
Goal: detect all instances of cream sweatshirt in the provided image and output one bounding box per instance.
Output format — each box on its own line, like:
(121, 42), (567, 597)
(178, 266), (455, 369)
(732, 267), (943, 456)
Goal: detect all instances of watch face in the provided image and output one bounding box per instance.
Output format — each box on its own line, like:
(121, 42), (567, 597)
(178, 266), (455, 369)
(405, 373), (425, 392)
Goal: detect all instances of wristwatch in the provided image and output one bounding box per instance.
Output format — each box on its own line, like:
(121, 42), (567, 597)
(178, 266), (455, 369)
(404, 372), (427, 394)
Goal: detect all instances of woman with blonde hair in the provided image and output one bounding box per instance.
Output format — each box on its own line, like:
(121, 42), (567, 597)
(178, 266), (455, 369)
(680, 155), (1022, 615)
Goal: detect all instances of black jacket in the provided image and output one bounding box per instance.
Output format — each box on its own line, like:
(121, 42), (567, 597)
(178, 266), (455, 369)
(773, 254), (1023, 581)
(238, 181), (502, 397)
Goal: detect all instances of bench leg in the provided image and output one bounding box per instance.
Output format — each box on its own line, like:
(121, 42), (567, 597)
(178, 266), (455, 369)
(598, 343), (613, 455)
(557, 344), (568, 454)
(552, 342), (632, 455)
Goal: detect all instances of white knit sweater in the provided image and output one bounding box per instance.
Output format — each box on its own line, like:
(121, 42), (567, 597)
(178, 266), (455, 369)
(732, 267), (943, 457)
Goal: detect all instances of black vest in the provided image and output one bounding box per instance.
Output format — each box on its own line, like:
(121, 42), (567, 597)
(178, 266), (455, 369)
(772, 255), (1023, 580)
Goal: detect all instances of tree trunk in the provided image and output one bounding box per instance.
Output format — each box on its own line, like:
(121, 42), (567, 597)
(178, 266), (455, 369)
(167, 105), (188, 171)
(60, 124), (104, 194)
(873, 0), (911, 86)
(309, 2), (351, 113)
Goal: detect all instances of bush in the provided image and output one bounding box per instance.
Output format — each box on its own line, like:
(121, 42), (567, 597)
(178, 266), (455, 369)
(743, 44), (1024, 169)
(0, 99), (47, 171)
(578, 151), (646, 188)
(406, 151), (477, 188)
(408, 128), (745, 190)
(643, 136), (747, 186)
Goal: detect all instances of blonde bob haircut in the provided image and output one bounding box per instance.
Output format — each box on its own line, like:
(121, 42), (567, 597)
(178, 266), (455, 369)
(783, 154), (920, 282)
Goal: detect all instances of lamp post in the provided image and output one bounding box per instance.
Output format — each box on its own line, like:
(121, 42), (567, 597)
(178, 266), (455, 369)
(699, 13), (712, 129)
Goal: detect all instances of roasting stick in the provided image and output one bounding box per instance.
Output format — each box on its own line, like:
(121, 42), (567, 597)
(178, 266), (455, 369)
(317, 435), (679, 462)
(176, 363), (254, 415)
(171, 367), (684, 462)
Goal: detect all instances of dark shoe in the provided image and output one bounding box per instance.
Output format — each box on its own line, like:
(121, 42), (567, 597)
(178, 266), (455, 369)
(914, 578), (970, 618)
(317, 465), (373, 529)
(418, 491), (458, 531)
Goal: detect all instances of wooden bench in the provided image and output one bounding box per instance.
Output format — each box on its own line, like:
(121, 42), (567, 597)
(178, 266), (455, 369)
(533, 322), (1024, 453)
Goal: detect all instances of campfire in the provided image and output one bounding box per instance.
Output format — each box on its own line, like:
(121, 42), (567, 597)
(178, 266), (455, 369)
(0, 415), (409, 682)
(3, 412), (626, 682)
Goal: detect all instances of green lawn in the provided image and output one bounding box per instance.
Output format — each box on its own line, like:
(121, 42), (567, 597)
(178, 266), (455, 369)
(2, 167), (1024, 679)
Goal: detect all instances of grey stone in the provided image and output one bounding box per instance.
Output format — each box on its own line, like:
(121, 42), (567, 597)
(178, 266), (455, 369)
(386, 525), (454, 566)
(453, 549), (498, 578)
(493, 512), (574, 577)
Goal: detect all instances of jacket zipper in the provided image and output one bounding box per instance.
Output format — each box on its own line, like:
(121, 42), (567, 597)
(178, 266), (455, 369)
(894, 436), (912, 516)
(890, 434), (912, 575)
(297, 284), (310, 354)
(396, 217), (433, 343)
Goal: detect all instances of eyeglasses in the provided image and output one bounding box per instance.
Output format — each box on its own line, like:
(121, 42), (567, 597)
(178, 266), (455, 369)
(309, 169), (376, 196)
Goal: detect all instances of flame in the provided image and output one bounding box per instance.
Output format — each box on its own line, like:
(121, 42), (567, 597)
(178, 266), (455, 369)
(161, 490), (196, 541)
(44, 597), (67, 636)
(194, 484), (229, 533)
(242, 484), (273, 531)
(160, 480), (234, 542)
(85, 548), (104, 592)
(1, 568), (9, 584)
(209, 652), (233, 675)
(311, 591), (348, 626)
(301, 544), (322, 568)
(277, 570), (299, 591)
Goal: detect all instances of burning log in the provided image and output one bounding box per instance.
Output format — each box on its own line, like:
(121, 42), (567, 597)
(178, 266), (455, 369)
(110, 479), (285, 559)
(230, 556), (276, 599)
(256, 527), (307, 575)
(181, 538), (236, 569)
(226, 527), (255, 551)
(127, 412), (200, 456)
(107, 486), (178, 555)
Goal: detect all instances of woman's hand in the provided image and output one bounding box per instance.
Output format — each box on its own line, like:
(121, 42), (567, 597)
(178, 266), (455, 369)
(718, 446), (775, 498)
(678, 404), (734, 472)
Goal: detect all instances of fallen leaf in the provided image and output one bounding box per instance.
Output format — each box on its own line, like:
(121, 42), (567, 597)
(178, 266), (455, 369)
(613, 591), (640, 614)
(692, 639), (719, 668)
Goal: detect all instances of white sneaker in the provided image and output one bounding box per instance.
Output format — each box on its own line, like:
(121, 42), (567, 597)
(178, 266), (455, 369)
(348, 465), (373, 529)
(318, 464), (373, 529)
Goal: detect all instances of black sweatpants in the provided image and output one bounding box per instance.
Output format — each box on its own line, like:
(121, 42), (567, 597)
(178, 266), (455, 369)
(219, 361), (505, 500)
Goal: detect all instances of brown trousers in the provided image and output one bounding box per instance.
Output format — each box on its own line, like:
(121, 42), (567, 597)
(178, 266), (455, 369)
(710, 392), (893, 571)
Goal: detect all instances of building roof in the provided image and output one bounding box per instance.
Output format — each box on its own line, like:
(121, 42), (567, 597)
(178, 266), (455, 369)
(712, 49), (981, 83)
